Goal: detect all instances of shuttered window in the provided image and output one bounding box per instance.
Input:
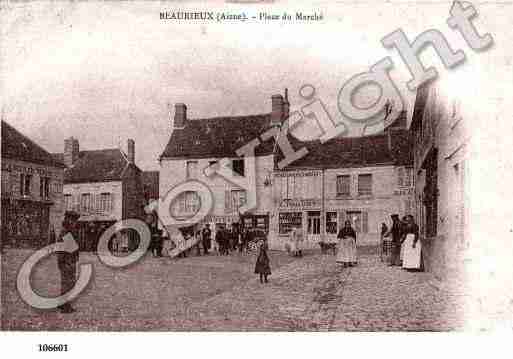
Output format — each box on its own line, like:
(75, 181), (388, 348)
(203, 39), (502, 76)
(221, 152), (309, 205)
(357, 174), (372, 196)
(336, 175), (351, 196)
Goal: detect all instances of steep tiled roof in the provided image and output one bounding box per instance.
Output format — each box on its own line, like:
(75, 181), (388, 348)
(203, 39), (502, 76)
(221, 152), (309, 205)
(1, 121), (66, 168)
(160, 111), (412, 168)
(280, 129), (412, 169)
(160, 114), (275, 159)
(54, 149), (138, 184)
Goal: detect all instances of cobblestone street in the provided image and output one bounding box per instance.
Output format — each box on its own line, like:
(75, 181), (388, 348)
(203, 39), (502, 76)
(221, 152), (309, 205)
(2, 248), (465, 331)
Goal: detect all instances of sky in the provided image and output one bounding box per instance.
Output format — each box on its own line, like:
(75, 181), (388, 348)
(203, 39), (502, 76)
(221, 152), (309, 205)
(1, 1), (511, 170)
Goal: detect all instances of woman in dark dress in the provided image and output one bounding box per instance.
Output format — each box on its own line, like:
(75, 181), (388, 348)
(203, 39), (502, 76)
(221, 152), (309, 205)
(254, 240), (271, 283)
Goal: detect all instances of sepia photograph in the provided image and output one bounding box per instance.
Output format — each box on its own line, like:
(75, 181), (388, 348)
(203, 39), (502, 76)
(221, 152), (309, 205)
(1, 0), (513, 355)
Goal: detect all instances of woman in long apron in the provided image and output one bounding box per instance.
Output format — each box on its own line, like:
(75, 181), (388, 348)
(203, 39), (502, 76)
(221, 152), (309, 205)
(401, 215), (422, 270)
(336, 220), (357, 267)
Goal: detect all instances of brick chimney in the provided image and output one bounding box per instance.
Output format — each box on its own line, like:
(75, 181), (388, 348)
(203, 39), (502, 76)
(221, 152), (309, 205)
(173, 103), (187, 129)
(63, 137), (79, 168)
(127, 139), (135, 164)
(271, 94), (284, 127)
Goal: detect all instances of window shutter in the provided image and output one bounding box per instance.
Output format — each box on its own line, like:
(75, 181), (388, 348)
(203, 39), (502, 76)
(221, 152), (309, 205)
(225, 190), (232, 213)
(362, 211), (368, 233)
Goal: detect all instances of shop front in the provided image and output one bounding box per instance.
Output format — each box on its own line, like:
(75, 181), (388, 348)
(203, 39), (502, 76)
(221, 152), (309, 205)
(275, 198), (323, 250)
(1, 198), (51, 249)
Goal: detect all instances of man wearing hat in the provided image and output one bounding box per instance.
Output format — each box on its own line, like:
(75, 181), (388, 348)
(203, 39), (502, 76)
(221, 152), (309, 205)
(201, 224), (212, 255)
(385, 214), (403, 266)
(56, 210), (81, 313)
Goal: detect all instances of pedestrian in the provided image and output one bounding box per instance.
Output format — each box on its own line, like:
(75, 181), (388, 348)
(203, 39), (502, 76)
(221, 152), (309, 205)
(385, 214), (403, 266)
(336, 220), (357, 267)
(380, 222), (389, 261)
(201, 224), (212, 255)
(56, 210), (81, 313)
(400, 216), (409, 264)
(295, 226), (304, 257)
(216, 227), (225, 255)
(254, 239), (271, 283)
(401, 215), (422, 271)
(194, 230), (202, 256)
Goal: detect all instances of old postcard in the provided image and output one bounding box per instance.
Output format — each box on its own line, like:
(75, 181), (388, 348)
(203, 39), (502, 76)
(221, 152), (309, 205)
(1, 0), (512, 356)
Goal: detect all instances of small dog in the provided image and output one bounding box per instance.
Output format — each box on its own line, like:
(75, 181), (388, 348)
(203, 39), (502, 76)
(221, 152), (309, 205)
(319, 242), (337, 255)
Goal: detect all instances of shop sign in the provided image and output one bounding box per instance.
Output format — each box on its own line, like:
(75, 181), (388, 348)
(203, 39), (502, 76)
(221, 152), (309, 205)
(394, 188), (413, 195)
(279, 198), (321, 209)
(274, 170), (321, 178)
(1, 161), (59, 178)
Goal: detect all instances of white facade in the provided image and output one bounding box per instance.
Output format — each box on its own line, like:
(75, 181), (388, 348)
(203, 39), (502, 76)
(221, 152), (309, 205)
(269, 165), (413, 250)
(159, 155), (275, 232)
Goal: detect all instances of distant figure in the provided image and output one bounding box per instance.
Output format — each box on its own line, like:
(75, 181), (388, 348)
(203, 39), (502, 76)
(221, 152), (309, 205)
(336, 220), (357, 267)
(401, 215), (422, 271)
(385, 214), (403, 266)
(201, 224), (212, 255)
(380, 222), (389, 262)
(254, 240), (271, 283)
(400, 216), (409, 264)
(56, 211), (81, 313)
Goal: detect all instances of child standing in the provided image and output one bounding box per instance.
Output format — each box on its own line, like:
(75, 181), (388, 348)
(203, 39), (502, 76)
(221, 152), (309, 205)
(254, 240), (271, 283)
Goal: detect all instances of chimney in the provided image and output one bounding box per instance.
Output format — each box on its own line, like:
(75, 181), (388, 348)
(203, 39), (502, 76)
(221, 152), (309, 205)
(173, 103), (187, 129)
(283, 88), (290, 120)
(127, 139), (135, 164)
(64, 137), (79, 168)
(271, 94), (284, 127)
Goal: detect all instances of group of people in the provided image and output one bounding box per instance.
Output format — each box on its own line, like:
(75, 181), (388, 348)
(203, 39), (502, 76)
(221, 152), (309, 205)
(163, 223), (263, 258)
(382, 214), (422, 271)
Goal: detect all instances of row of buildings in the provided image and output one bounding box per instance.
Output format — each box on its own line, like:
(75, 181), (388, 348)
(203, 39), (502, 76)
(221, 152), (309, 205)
(1, 121), (158, 251)
(1, 81), (467, 280)
(159, 93), (413, 249)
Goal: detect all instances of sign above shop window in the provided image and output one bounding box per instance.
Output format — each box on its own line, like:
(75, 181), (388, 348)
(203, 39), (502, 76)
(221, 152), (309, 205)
(1, 162), (60, 179)
(274, 170), (321, 178)
(279, 198), (321, 209)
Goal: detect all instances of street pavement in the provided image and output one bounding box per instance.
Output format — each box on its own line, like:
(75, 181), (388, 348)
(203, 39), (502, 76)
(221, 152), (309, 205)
(1, 247), (465, 331)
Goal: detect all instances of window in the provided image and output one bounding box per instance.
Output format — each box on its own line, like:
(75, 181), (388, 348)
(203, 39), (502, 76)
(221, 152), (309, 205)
(64, 194), (72, 210)
(186, 161), (198, 179)
(99, 193), (112, 213)
(20, 173), (32, 196)
(279, 212), (302, 235)
(336, 175), (351, 196)
(326, 211), (338, 234)
(307, 211), (321, 235)
(346, 211), (368, 233)
(40, 177), (50, 199)
(231, 189), (246, 212)
(185, 191), (199, 213)
(357, 174), (372, 196)
(397, 167), (413, 187)
(232, 159), (244, 177)
(80, 193), (92, 213)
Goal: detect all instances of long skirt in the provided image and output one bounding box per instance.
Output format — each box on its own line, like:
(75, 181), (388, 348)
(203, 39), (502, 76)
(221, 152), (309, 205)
(336, 237), (357, 263)
(402, 234), (422, 269)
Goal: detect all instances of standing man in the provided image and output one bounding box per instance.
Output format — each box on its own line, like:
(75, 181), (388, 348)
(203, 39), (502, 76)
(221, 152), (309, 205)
(385, 214), (403, 266)
(56, 210), (81, 314)
(201, 224), (212, 255)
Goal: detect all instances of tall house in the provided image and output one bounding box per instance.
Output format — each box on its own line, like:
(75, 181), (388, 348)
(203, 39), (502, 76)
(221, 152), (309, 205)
(158, 94), (286, 235)
(410, 80), (469, 280)
(1, 121), (66, 249)
(53, 138), (145, 251)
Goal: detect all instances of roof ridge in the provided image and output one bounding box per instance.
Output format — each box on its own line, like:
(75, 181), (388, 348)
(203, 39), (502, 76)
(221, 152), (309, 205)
(188, 113), (270, 122)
